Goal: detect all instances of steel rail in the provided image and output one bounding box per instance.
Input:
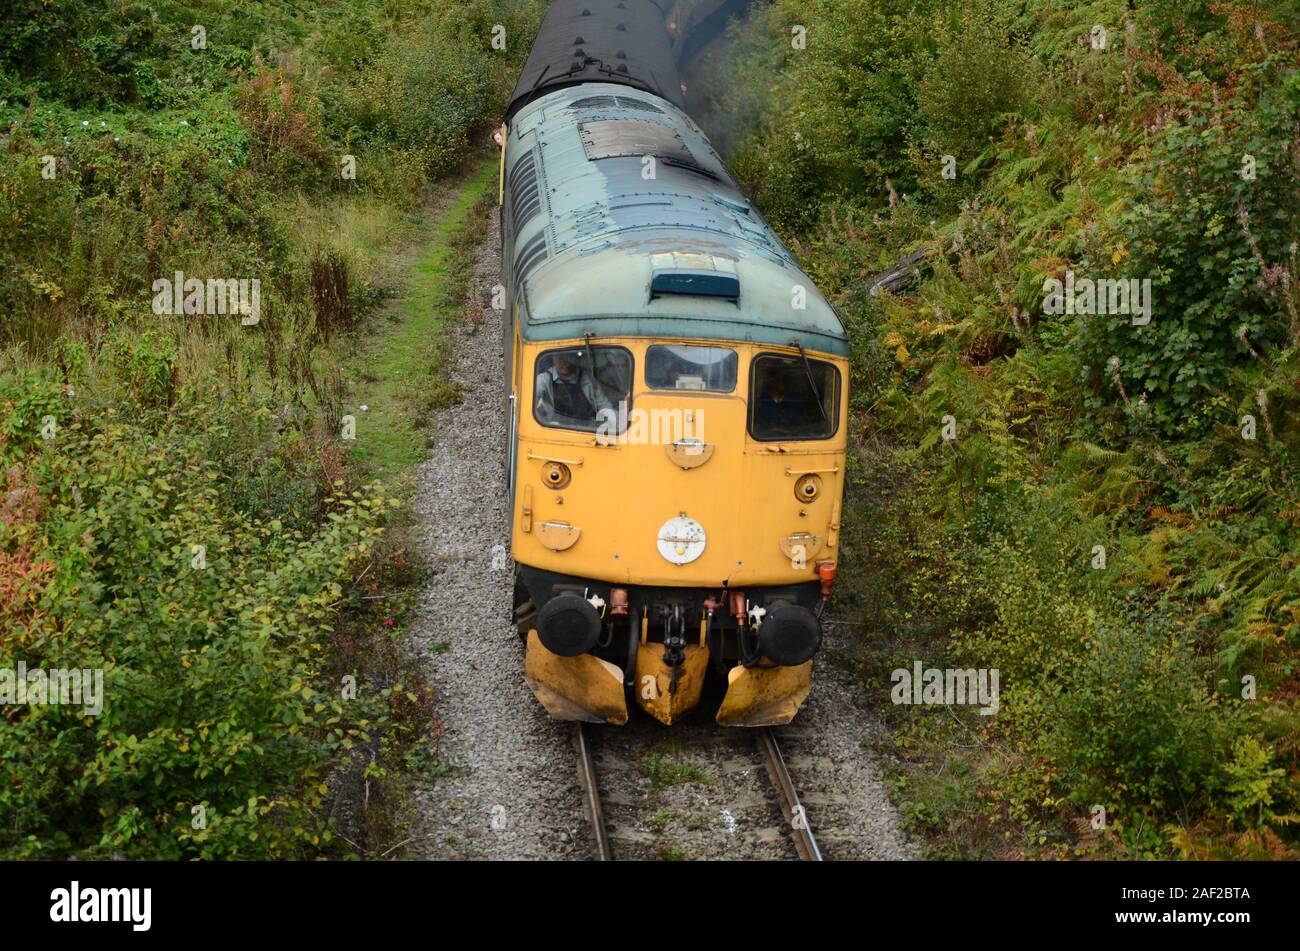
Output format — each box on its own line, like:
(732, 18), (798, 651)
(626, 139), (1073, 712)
(759, 727), (823, 862)
(576, 722), (613, 861)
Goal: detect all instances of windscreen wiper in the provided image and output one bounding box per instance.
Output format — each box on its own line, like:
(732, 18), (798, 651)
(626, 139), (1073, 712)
(798, 343), (829, 423)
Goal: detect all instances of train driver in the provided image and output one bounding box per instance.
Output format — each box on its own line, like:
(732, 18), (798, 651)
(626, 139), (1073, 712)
(535, 350), (615, 426)
(754, 370), (809, 434)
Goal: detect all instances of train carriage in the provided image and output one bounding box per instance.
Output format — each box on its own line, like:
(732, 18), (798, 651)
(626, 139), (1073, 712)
(499, 0), (849, 727)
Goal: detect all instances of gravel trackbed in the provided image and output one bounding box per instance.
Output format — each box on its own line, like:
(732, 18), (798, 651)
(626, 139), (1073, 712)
(406, 202), (915, 861)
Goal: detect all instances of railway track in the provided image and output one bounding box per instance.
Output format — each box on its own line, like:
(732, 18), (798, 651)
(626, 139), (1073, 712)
(575, 721), (823, 861)
(576, 720), (613, 861)
(756, 725), (822, 861)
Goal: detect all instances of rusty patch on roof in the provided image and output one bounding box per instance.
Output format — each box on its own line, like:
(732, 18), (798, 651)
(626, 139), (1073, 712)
(577, 119), (704, 172)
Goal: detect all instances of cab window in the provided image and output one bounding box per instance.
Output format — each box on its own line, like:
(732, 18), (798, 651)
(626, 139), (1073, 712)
(645, 345), (737, 392)
(749, 353), (838, 440)
(534, 346), (632, 434)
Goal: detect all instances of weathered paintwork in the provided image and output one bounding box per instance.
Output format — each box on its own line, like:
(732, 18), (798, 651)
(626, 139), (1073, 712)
(510, 335), (846, 589)
(503, 82), (849, 357)
(524, 630), (629, 724)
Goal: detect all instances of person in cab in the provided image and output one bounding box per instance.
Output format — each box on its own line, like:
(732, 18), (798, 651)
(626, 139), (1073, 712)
(535, 349), (615, 426)
(755, 369), (810, 435)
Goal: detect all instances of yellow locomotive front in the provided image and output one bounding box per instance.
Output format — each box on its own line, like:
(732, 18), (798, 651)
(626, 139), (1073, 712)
(511, 333), (847, 727)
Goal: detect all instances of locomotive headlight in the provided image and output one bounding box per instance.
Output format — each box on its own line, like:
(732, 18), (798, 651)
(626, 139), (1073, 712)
(542, 462), (571, 489)
(794, 474), (821, 502)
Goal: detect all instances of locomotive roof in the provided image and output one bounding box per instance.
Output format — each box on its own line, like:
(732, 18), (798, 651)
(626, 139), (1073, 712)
(506, 0), (684, 123)
(506, 83), (849, 356)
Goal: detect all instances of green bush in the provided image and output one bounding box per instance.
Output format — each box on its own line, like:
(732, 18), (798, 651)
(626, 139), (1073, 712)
(106, 329), (177, 410)
(1046, 620), (1241, 822)
(730, 0), (940, 229)
(330, 0), (530, 195)
(0, 0), (537, 861)
(915, 0), (1036, 160)
(1075, 74), (1300, 436)
(0, 373), (397, 858)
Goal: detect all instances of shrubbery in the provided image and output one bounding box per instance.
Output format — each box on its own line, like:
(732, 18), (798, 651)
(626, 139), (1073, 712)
(0, 0), (543, 350)
(1076, 75), (1300, 436)
(722, 0), (1300, 857)
(0, 375), (401, 858)
(0, 0), (544, 858)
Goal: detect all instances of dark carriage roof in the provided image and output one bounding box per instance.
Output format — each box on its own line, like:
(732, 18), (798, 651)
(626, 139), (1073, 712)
(506, 0), (684, 122)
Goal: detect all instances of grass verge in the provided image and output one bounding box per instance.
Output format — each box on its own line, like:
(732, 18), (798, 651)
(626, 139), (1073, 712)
(343, 156), (498, 487)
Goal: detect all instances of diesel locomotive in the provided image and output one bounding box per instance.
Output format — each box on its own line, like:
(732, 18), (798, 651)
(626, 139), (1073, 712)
(499, 0), (849, 727)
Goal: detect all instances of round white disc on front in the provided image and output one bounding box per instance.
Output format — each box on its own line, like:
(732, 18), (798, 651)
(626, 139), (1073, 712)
(657, 515), (706, 565)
